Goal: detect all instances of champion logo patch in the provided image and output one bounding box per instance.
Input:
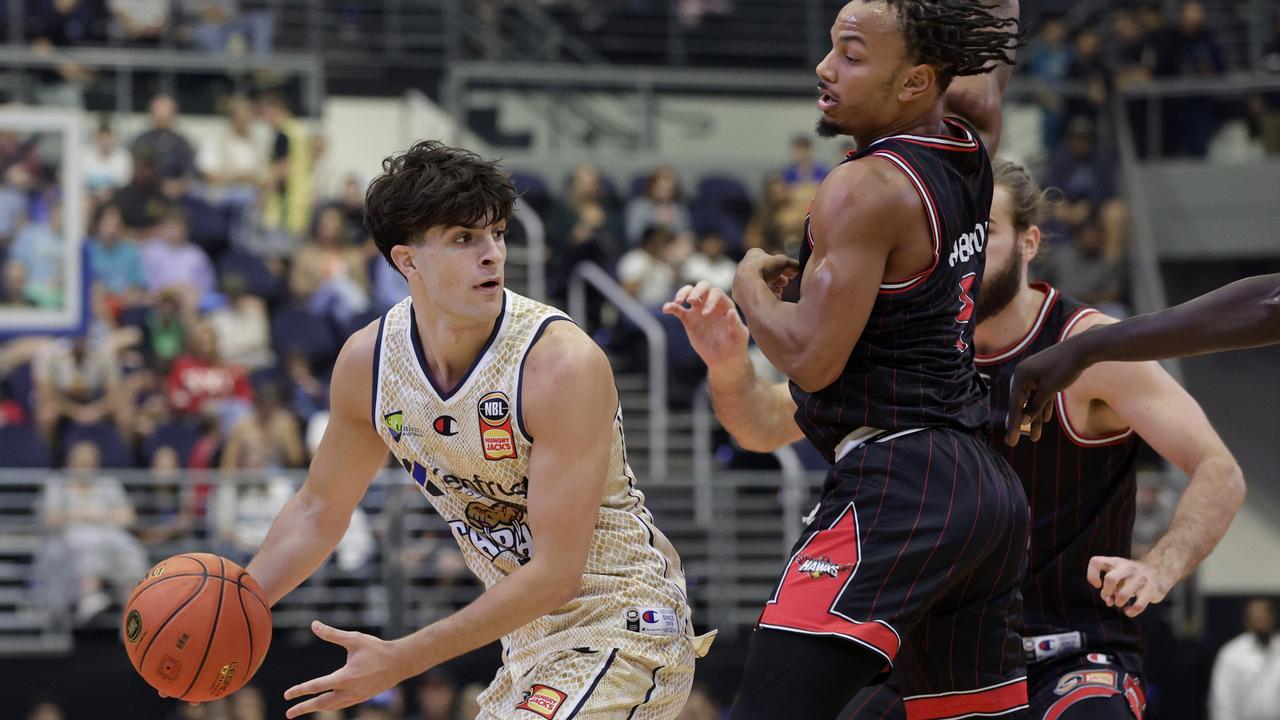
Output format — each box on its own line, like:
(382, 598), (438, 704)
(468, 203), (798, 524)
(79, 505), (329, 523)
(433, 415), (459, 436)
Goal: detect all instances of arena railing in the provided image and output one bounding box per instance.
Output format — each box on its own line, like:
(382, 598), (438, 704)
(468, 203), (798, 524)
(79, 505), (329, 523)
(0, 46), (325, 117)
(566, 261), (667, 483)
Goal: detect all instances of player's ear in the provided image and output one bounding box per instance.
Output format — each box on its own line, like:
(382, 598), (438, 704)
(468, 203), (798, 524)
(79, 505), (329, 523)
(898, 64), (936, 104)
(390, 244), (417, 276)
(1022, 225), (1042, 264)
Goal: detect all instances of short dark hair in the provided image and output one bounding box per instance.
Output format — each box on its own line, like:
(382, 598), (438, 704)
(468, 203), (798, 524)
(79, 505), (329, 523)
(883, 0), (1023, 92)
(365, 141), (517, 270)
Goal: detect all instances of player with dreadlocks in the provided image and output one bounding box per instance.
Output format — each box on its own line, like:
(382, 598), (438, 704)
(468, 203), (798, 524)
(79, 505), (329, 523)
(664, 2), (1026, 719)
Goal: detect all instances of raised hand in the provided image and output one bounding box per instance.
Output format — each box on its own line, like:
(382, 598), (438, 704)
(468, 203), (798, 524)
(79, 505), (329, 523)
(662, 281), (750, 370)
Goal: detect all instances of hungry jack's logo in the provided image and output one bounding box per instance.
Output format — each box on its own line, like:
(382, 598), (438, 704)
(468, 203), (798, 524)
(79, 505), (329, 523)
(516, 685), (567, 718)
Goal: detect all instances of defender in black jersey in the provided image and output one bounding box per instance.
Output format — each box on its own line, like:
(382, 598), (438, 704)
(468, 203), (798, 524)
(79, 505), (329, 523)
(666, 2), (1026, 718)
(844, 162), (1244, 719)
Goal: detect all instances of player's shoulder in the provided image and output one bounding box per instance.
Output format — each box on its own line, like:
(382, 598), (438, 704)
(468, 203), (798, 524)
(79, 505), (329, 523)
(328, 318), (381, 419)
(814, 154), (919, 225)
(523, 319), (609, 384)
(1061, 307), (1119, 340)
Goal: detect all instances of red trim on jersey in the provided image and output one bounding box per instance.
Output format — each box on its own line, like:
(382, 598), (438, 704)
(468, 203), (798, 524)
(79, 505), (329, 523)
(903, 677), (1028, 720)
(870, 118), (981, 153)
(1043, 685), (1120, 720)
(1124, 674), (1147, 718)
(758, 504), (902, 664)
(975, 284), (1060, 366)
(870, 151), (941, 294)
(1055, 306), (1136, 448)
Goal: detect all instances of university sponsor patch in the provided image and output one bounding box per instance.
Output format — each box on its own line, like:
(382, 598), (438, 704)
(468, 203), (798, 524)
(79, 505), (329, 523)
(516, 684), (567, 718)
(477, 391), (517, 460)
(383, 411), (423, 442)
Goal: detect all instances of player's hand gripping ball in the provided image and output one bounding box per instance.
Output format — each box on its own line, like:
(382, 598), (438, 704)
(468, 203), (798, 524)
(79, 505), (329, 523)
(121, 553), (272, 703)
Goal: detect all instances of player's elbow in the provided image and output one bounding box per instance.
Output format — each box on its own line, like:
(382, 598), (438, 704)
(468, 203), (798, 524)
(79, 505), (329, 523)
(530, 560), (584, 610)
(789, 360), (841, 395)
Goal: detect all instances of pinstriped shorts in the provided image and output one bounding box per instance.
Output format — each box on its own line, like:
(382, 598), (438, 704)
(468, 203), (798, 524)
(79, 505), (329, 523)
(477, 641), (696, 720)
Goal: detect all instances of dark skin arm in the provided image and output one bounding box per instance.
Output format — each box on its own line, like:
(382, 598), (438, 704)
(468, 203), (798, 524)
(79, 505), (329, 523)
(944, 0), (1019, 154)
(732, 157), (927, 393)
(1005, 273), (1280, 445)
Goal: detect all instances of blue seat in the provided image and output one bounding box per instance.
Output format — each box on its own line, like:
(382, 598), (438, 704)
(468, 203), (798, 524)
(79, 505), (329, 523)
(0, 424), (52, 467)
(696, 175), (754, 225)
(510, 172), (552, 217)
(218, 248), (281, 303)
(139, 419), (202, 467)
(271, 304), (340, 366)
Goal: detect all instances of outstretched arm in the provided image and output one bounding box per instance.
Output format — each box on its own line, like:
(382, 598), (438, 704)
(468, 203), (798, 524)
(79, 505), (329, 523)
(1006, 273), (1280, 445)
(663, 282), (804, 453)
(1064, 317), (1245, 617)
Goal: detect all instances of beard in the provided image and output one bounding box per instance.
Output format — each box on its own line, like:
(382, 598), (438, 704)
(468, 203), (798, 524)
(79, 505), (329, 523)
(816, 117), (843, 138)
(975, 243), (1024, 324)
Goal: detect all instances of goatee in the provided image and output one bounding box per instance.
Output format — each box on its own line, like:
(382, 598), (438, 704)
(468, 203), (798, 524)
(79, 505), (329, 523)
(975, 243), (1024, 324)
(816, 118), (842, 138)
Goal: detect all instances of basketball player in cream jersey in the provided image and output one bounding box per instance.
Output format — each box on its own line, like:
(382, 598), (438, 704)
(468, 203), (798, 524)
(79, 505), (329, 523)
(244, 141), (710, 719)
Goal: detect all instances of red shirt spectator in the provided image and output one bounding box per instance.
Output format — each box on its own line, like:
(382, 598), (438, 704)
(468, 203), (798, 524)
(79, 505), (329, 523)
(165, 322), (252, 415)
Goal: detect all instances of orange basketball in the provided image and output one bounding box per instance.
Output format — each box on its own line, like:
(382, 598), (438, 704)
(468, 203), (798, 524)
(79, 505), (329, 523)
(121, 553), (272, 703)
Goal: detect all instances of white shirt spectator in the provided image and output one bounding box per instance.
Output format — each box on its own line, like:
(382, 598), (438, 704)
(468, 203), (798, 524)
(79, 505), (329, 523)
(617, 248), (676, 307)
(198, 129), (263, 190)
(1210, 632), (1280, 720)
(83, 141), (131, 195)
(682, 252), (736, 293)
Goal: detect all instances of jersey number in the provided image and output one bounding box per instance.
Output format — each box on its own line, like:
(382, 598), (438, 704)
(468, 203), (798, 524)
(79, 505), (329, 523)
(955, 273), (976, 351)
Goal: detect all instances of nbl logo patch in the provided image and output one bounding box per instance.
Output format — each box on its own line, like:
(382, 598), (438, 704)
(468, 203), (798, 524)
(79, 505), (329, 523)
(478, 391), (517, 461)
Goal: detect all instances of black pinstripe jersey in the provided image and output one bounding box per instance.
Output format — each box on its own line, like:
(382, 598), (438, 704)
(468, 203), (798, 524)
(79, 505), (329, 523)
(977, 284), (1143, 656)
(791, 117), (994, 462)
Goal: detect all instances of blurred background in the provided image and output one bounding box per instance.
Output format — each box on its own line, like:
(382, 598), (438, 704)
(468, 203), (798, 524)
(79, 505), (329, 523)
(0, 1), (1279, 718)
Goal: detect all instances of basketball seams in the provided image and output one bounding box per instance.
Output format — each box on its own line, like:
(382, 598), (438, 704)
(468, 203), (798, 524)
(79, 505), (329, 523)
(179, 556), (228, 700)
(137, 573), (208, 668)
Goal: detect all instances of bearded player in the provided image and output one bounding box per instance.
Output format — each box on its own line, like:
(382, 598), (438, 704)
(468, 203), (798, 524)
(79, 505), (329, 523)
(245, 142), (710, 719)
(843, 162), (1244, 718)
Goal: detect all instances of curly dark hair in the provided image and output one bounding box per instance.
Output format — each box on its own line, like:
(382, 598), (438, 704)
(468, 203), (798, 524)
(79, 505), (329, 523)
(364, 140), (517, 271)
(884, 0), (1023, 92)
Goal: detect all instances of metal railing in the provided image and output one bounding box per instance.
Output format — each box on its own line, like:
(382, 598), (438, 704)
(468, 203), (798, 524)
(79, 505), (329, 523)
(0, 46), (325, 116)
(566, 262), (667, 482)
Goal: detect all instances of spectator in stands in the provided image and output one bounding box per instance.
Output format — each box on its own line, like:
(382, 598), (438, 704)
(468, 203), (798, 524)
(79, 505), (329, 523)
(140, 207), (216, 308)
(353, 690), (402, 720)
(618, 225), (678, 307)
(334, 174), (369, 243)
(110, 150), (170, 235)
(405, 669), (457, 720)
(547, 163), (623, 308)
(9, 196), (65, 308)
(207, 273), (274, 370)
(781, 135), (827, 187)
(1042, 221), (1127, 317)
(87, 203), (147, 313)
(291, 205), (370, 325)
(310, 132), (343, 202)
(283, 349), (327, 421)
(625, 165), (693, 247)
(220, 382), (303, 471)
(2, 260), (37, 307)
(161, 169), (229, 260)
(82, 118), (132, 201)
(1064, 28), (1110, 124)
(1111, 7), (1156, 89)
(1142, 2), (1184, 78)
(33, 334), (124, 443)
(177, 0), (274, 58)
(165, 321), (253, 422)
(682, 230), (736, 292)
(131, 94), (197, 180)
(1027, 15), (1073, 83)
(1252, 8), (1280, 154)
(140, 288), (190, 369)
(0, 164), (32, 248)
(198, 95), (263, 210)
(136, 445), (197, 543)
(26, 0), (103, 104)
(34, 440), (148, 623)
(213, 439), (293, 562)
(1045, 115), (1130, 262)
(1172, 0), (1225, 157)
(109, 0), (168, 44)
(1210, 597), (1280, 720)
(261, 92), (313, 239)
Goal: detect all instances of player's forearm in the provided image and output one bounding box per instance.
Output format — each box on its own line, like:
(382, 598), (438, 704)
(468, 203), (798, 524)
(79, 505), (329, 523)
(736, 283), (835, 393)
(1143, 454), (1245, 588)
(1080, 274), (1280, 365)
(246, 490), (349, 607)
(393, 559), (579, 676)
(707, 354), (797, 453)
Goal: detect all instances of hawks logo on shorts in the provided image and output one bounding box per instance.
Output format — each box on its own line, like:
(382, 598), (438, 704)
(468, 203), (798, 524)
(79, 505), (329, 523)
(516, 684), (567, 718)
(478, 391), (517, 461)
(796, 554), (854, 579)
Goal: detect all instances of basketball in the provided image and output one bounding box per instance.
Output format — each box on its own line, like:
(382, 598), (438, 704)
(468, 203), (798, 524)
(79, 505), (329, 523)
(120, 553), (272, 703)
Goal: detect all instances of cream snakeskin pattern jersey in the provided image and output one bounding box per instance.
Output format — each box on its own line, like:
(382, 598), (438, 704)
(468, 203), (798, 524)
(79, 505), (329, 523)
(372, 290), (700, 683)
